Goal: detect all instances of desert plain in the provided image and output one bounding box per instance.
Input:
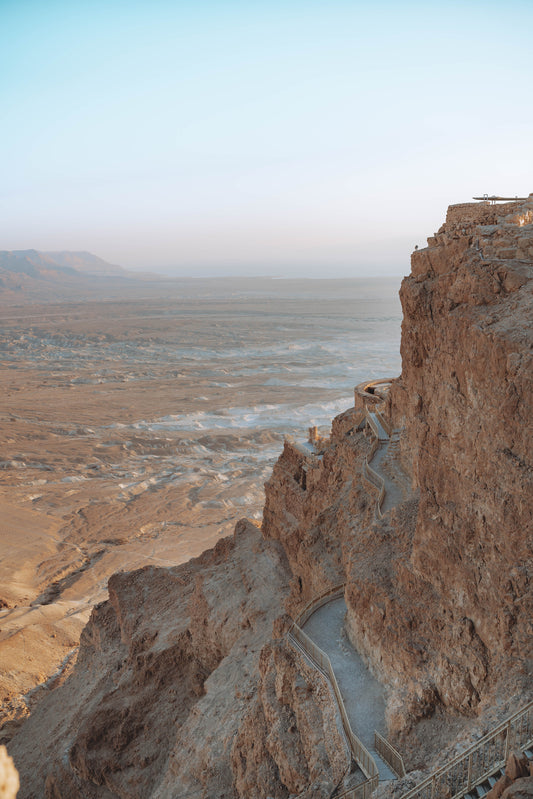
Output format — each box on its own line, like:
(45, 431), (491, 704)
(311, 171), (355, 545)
(0, 276), (401, 739)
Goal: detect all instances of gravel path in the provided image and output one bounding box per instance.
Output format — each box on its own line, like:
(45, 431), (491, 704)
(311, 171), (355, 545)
(303, 597), (396, 782)
(369, 442), (404, 513)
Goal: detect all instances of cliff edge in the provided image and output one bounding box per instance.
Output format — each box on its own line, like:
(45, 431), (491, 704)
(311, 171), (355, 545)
(386, 197), (532, 714)
(5, 198), (533, 798)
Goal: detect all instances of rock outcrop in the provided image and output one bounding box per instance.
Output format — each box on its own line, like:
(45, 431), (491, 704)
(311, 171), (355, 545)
(6, 198), (533, 797)
(0, 746), (19, 799)
(500, 778), (533, 799)
(8, 520), (349, 798)
(485, 752), (533, 798)
(262, 197), (532, 758)
(384, 198), (532, 716)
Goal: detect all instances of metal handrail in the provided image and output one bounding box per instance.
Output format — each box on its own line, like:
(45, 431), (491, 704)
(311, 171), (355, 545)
(375, 410), (393, 437)
(365, 412), (381, 440)
(362, 459), (386, 519)
(286, 585), (379, 797)
(366, 436), (380, 462)
(360, 412), (388, 519)
(364, 407), (390, 442)
(291, 584), (347, 629)
(400, 700), (533, 799)
(363, 461), (383, 491)
(288, 628), (378, 797)
(335, 774), (379, 798)
(374, 731), (406, 778)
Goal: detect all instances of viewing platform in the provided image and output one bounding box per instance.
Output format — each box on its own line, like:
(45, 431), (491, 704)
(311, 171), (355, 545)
(354, 378), (395, 409)
(473, 194), (529, 203)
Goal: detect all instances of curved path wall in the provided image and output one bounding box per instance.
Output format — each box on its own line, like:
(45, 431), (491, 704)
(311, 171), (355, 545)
(301, 598), (396, 782)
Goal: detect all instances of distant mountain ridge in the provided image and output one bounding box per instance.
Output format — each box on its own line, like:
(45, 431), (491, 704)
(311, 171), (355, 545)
(37, 250), (127, 276)
(0, 249), (127, 279)
(0, 249), (140, 301)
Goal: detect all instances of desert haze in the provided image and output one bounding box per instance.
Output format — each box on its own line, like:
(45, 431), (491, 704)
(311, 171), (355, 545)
(0, 259), (401, 743)
(1, 198), (531, 799)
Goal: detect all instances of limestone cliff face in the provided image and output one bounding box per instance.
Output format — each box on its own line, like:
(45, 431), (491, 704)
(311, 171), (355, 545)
(262, 417), (376, 602)
(231, 641), (349, 798)
(7, 199), (533, 797)
(261, 199), (532, 740)
(385, 198), (533, 710)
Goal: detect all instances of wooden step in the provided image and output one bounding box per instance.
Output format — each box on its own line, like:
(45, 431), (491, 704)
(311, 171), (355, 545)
(464, 768), (505, 798)
(464, 788), (486, 798)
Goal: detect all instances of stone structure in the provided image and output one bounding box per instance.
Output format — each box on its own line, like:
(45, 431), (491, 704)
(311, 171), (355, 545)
(354, 378), (394, 411)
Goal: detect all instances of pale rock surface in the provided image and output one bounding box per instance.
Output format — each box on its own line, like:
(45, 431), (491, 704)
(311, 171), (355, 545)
(0, 746), (19, 799)
(506, 753), (531, 781)
(488, 776), (514, 799)
(485, 753), (533, 799)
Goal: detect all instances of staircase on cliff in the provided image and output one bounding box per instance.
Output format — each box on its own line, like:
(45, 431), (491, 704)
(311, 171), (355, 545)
(462, 746), (533, 798)
(400, 702), (533, 799)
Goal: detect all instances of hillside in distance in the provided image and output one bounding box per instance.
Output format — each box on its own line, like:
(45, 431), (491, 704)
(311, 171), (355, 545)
(0, 250), (147, 302)
(31, 251), (127, 277)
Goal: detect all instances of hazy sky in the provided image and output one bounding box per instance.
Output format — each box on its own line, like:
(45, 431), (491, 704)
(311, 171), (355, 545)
(2, 0), (531, 277)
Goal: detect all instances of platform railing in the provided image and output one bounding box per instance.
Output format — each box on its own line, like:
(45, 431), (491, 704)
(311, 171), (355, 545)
(365, 412), (381, 440)
(400, 699), (533, 799)
(374, 731), (406, 778)
(362, 458), (386, 519)
(363, 407), (390, 442)
(375, 409), (393, 437)
(293, 584), (347, 628)
(361, 410), (388, 519)
(286, 585), (379, 798)
(335, 775), (379, 799)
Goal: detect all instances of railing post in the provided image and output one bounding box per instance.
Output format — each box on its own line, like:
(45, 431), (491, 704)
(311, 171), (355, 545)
(431, 775), (436, 799)
(285, 585), (378, 792)
(467, 752), (473, 790)
(504, 720), (511, 762)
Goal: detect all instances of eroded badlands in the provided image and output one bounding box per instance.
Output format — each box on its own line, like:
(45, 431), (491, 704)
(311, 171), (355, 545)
(0, 278), (401, 741)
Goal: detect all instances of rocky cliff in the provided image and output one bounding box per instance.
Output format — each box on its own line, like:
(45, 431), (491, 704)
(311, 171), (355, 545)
(6, 199), (533, 797)
(264, 196), (532, 744)
(384, 198), (533, 715)
(8, 520), (350, 799)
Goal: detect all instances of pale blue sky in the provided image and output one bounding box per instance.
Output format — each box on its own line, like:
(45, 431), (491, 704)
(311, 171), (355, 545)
(1, 0), (531, 276)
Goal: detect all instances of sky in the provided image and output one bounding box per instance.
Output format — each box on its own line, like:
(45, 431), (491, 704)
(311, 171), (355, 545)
(1, 0), (532, 277)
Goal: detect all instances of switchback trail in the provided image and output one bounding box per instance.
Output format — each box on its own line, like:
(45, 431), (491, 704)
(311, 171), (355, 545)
(302, 597), (396, 782)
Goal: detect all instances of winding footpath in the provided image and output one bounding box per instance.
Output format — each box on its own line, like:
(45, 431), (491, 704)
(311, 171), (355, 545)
(302, 598), (396, 782)
(366, 411), (409, 515)
(294, 389), (533, 798)
(295, 405), (411, 786)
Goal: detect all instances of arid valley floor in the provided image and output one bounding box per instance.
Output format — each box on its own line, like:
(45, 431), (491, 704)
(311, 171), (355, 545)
(0, 276), (401, 738)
